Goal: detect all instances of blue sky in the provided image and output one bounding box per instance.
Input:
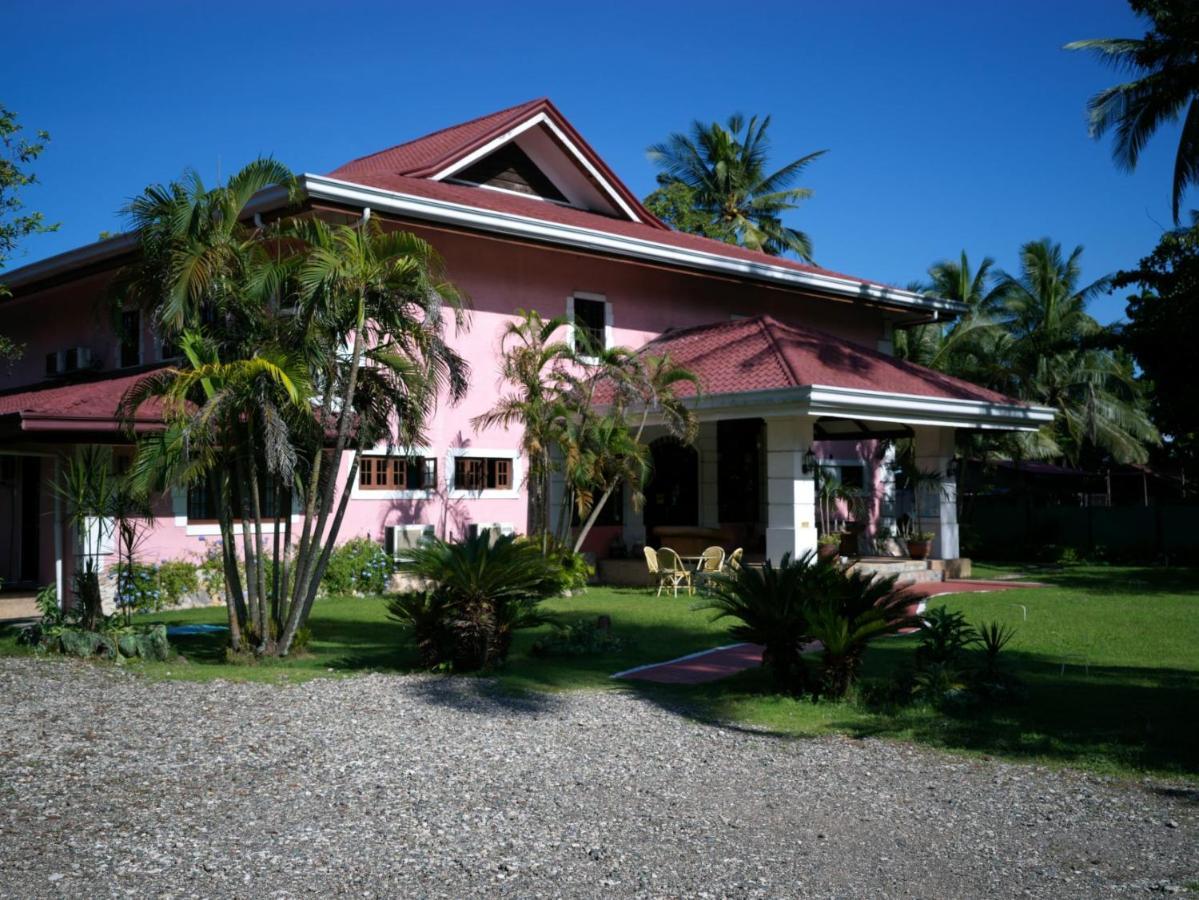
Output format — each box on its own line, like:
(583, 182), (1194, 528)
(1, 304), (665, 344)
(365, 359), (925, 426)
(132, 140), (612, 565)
(2, 0), (1185, 325)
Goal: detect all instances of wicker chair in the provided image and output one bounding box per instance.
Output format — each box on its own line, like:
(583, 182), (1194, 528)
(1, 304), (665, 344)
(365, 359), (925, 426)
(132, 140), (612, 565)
(726, 547), (744, 571)
(693, 545), (725, 593)
(653, 547), (693, 597)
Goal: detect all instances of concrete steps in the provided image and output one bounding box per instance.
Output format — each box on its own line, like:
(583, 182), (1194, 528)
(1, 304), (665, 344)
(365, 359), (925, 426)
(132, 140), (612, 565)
(847, 558), (945, 584)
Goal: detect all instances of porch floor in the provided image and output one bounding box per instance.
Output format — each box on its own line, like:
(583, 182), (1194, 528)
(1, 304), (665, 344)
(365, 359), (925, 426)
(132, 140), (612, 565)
(613, 579), (1043, 685)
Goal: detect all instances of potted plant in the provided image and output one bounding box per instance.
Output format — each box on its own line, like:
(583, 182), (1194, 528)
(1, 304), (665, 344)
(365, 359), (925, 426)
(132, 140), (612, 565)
(817, 532), (842, 561)
(905, 531), (936, 560)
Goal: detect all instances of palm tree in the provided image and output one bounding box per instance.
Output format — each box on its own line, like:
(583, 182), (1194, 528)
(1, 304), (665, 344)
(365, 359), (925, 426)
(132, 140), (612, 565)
(1066, 2), (1199, 222)
(563, 347), (700, 553)
(117, 159), (469, 656)
(646, 114), (827, 261)
(472, 309), (573, 546)
(994, 239), (1160, 465)
(894, 253), (1005, 380)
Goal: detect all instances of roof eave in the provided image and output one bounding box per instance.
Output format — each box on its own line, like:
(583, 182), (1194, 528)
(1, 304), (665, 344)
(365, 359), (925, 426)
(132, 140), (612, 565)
(674, 384), (1054, 432)
(297, 174), (966, 316)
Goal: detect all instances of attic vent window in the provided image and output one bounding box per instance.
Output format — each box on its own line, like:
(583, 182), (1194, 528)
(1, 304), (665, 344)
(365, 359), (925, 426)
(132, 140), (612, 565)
(454, 143), (569, 203)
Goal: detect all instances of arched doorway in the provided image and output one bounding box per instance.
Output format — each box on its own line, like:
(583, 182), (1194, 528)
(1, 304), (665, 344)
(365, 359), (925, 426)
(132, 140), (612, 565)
(643, 437), (698, 538)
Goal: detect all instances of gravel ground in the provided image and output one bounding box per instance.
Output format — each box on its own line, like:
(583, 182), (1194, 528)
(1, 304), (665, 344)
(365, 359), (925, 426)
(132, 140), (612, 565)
(0, 657), (1195, 898)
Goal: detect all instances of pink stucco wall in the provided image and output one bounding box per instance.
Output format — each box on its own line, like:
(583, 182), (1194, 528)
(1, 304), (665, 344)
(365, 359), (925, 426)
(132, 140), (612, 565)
(0, 218), (895, 578)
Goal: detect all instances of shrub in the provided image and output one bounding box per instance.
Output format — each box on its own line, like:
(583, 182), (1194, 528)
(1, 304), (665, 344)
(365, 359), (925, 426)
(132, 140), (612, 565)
(905, 609), (1022, 706)
(115, 563), (164, 614)
(157, 560), (200, 605)
(389, 533), (560, 671)
(537, 537), (593, 593)
(322, 537), (393, 596)
(530, 617), (625, 657)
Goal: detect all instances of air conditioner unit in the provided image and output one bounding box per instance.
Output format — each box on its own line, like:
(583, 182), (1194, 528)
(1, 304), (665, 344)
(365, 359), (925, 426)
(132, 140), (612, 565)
(465, 522), (516, 543)
(384, 524), (435, 559)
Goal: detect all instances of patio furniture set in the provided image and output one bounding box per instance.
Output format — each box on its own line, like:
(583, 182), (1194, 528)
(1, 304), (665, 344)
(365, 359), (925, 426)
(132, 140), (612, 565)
(642, 545), (744, 597)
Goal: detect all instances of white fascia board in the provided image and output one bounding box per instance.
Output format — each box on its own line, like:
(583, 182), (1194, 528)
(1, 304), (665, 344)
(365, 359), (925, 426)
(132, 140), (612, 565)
(803, 385), (1055, 431)
(1, 233), (138, 288)
(674, 384), (1054, 432)
(429, 112), (641, 223)
(299, 174), (963, 316)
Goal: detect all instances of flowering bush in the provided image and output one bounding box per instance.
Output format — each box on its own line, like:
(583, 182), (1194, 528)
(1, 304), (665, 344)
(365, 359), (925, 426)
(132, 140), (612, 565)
(114, 560), (200, 614)
(321, 538), (393, 596)
(115, 564), (164, 614)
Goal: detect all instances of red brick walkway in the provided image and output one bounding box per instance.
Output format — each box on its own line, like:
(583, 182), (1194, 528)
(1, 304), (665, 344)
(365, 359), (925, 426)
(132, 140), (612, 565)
(613, 578), (1042, 685)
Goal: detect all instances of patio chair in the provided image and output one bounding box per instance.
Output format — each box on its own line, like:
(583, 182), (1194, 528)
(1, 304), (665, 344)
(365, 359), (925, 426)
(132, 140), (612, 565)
(693, 545), (725, 593)
(726, 547), (744, 571)
(654, 547), (693, 597)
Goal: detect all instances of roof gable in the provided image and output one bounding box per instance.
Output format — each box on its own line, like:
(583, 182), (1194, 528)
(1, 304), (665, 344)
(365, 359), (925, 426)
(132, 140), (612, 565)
(329, 98), (661, 225)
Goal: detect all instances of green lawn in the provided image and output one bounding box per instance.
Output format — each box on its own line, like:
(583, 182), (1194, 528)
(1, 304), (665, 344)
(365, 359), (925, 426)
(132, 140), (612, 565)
(2, 564), (1196, 779)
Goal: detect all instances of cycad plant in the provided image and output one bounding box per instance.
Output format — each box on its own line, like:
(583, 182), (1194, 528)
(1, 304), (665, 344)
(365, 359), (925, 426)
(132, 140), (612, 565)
(390, 533), (562, 671)
(805, 569), (914, 698)
(698, 552), (825, 695)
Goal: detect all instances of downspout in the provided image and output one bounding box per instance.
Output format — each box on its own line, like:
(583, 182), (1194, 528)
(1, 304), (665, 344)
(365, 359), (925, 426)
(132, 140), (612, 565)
(53, 456), (63, 607)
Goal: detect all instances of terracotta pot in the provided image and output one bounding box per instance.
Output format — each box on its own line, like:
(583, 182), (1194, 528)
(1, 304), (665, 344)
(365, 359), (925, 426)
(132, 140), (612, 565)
(817, 542), (840, 561)
(907, 540), (931, 561)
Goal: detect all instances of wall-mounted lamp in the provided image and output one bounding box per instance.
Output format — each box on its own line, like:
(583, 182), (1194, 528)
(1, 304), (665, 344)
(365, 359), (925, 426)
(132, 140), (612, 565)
(802, 447), (818, 475)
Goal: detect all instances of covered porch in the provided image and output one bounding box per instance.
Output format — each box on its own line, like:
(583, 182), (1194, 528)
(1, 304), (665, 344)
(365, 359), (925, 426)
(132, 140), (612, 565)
(575, 315), (1053, 572)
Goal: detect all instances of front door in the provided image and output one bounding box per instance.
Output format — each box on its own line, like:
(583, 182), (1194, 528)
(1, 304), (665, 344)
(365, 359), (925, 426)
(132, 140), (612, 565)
(643, 438), (698, 533)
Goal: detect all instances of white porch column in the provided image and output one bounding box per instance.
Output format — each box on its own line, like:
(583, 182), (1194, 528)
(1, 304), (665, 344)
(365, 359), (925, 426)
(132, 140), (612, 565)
(912, 425), (959, 559)
(765, 416), (818, 565)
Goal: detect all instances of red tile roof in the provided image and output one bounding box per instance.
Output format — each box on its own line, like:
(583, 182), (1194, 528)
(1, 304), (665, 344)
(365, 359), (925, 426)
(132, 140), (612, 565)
(640, 315), (1022, 405)
(331, 98), (550, 180)
(0, 368), (165, 432)
(330, 98), (660, 227)
(326, 99), (912, 295)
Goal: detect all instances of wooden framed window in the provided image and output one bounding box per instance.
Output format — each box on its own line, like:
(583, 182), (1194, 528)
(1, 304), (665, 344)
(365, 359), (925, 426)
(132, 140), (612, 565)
(187, 478), (283, 522)
(120, 309), (141, 368)
(453, 456), (513, 491)
(569, 294), (608, 355)
(358, 455), (437, 491)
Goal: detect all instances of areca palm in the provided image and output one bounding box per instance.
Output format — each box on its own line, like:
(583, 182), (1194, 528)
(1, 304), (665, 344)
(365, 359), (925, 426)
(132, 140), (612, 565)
(647, 114), (826, 261)
(117, 158), (469, 657)
(120, 332), (312, 650)
(1066, 0), (1199, 221)
(472, 309), (573, 544)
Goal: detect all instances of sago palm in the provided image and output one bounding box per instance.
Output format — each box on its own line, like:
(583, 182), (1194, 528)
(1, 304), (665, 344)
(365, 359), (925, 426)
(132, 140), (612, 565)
(1067, 1), (1199, 221)
(647, 114), (826, 261)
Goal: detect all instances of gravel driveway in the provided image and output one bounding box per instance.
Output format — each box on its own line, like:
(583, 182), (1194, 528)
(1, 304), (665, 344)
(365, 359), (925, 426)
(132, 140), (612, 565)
(0, 657), (1194, 898)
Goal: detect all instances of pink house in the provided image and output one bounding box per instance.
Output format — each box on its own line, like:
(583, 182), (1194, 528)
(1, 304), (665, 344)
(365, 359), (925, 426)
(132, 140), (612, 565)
(0, 98), (1052, 600)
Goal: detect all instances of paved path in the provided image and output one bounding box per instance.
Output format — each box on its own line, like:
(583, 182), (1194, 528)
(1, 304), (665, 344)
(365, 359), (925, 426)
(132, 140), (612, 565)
(616, 579), (1042, 685)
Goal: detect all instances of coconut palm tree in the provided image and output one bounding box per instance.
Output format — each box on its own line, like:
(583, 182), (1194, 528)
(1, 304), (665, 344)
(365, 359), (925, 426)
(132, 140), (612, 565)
(994, 239), (1160, 465)
(1066, 1), (1199, 222)
(647, 114), (826, 261)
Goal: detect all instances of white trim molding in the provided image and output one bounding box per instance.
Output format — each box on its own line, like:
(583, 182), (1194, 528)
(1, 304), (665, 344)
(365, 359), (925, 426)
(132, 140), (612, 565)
(565, 291), (612, 359)
(350, 444), (438, 500)
(672, 384), (1055, 432)
(3, 174), (961, 318)
(429, 111), (642, 223)
(446, 447), (522, 500)
(296, 175), (963, 317)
